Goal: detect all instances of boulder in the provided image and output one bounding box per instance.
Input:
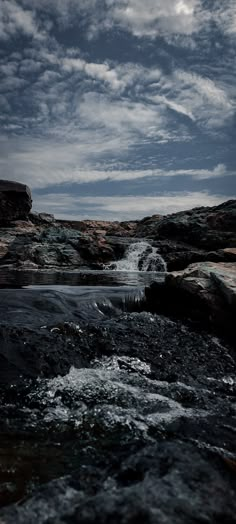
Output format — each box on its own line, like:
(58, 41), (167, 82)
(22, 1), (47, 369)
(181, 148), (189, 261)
(0, 180), (32, 223)
(145, 262), (236, 342)
(29, 212), (55, 225)
(136, 200), (236, 250)
(223, 247), (236, 261)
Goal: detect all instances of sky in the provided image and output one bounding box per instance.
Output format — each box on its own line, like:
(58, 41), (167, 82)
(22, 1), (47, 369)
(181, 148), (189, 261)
(0, 0), (235, 220)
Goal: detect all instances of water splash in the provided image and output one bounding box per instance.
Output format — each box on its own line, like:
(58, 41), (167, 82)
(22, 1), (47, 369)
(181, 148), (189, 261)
(27, 359), (206, 434)
(107, 242), (166, 272)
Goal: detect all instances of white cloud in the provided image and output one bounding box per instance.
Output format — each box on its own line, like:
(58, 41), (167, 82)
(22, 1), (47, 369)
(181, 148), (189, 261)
(7, 0), (236, 46)
(0, 0), (45, 41)
(148, 69), (235, 130)
(150, 94), (195, 121)
(108, 0), (200, 38)
(0, 0), (235, 209)
(33, 192), (232, 220)
(212, 0), (236, 37)
(0, 130), (233, 190)
(62, 58), (125, 90)
(79, 92), (170, 140)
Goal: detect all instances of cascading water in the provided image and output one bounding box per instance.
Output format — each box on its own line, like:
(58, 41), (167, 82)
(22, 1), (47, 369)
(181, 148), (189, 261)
(107, 241), (167, 272)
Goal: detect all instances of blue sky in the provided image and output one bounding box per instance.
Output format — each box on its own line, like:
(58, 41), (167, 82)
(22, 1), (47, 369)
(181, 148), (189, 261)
(0, 0), (235, 219)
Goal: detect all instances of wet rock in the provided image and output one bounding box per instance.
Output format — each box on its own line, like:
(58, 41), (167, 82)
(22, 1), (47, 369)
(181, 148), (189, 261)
(0, 287), (235, 521)
(0, 180), (32, 223)
(0, 441), (235, 524)
(0, 288), (234, 384)
(0, 225), (117, 270)
(152, 239), (227, 271)
(146, 261), (236, 342)
(1, 194), (236, 272)
(1, 228), (83, 269)
(78, 234), (115, 265)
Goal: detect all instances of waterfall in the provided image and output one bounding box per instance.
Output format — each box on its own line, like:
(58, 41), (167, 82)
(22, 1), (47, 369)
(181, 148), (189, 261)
(107, 242), (167, 272)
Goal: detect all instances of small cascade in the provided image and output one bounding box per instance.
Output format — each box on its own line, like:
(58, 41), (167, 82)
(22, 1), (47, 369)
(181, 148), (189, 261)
(107, 242), (166, 272)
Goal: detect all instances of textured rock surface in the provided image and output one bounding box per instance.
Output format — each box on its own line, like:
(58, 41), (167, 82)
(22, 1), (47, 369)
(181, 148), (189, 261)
(0, 193), (236, 271)
(0, 180), (32, 223)
(136, 199), (236, 250)
(0, 186), (236, 522)
(0, 225), (116, 270)
(0, 289), (235, 522)
(145, 261), (236, 342)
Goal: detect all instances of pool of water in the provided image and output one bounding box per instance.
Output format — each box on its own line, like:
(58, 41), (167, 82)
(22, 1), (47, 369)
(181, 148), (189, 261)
(0, 268), (165, 288)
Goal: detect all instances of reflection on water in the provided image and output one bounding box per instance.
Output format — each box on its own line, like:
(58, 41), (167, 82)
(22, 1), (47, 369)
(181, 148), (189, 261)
(0, 269), (165, 289)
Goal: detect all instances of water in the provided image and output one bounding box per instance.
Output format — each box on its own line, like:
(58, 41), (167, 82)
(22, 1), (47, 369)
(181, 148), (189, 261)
(106, 241), (167, 272)
(0, 242), (235, 516)
(0, 268), (164, 288)
(0, 241), (166, 289)
(0, 241), (166, 329)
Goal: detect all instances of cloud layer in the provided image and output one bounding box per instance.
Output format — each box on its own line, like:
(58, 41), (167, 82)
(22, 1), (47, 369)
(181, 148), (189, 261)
(0, 0), (235, 218)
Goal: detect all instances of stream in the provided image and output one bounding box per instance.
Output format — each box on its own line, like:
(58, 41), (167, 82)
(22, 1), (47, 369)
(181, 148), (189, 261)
(0, 242), (235, 523)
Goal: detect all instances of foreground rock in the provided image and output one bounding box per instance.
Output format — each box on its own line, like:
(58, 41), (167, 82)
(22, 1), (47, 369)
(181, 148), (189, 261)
(1, 442), (236, 524)
(146, 261), (236, 343)
(0, 180), (32, 224)
(0, 288), (235, 521)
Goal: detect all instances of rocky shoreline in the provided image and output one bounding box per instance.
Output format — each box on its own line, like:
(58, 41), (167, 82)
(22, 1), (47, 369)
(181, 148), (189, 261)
(0, 180), (236, 523)
(1, 180), (236, 342)
(0, 181), (236, 274)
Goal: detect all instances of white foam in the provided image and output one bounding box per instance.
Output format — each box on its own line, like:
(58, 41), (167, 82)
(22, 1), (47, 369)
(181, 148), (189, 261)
(107, 242), (167, 272)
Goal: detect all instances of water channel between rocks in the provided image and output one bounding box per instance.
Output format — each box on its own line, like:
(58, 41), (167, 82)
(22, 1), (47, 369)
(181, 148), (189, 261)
(0, 242), (235, 523)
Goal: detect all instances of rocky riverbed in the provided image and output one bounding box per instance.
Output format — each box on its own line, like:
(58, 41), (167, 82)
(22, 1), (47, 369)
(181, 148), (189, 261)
(0, 287), (236, 523)
(0, 181), (236, 523)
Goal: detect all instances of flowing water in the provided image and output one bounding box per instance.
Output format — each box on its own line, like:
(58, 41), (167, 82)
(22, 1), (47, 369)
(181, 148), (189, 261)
(0, 242), (235, 521)
(0, 241), (166, 289)
(106, 241), (167, 272)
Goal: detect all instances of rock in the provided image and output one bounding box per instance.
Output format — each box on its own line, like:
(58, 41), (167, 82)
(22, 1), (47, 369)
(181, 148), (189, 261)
(136, 200), (236, 250)
(0, 241), (9, 260)
(1, 442), (236, 524)
(211, 267), (236, 306)
(152, 239), (227, 271)
(78, 234), (115, 265)
(0, 288), (235, 520)
(0, 180), (32, 223)
(0, 288), (235, 383)
(17, 260), (39, 269)
(1, 192), (236, 272)
(56, 219), (138, 237)
(29, 212), (55, 225)
(145, 261), (236, 342)
(223, 247), (236, 261)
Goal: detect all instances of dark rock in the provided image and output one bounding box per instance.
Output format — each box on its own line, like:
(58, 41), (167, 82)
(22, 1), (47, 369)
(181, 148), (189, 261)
(29, 212), (55, 225)
(145, 261), (236, 343)
(1, 441), (236, 524)
(0, 180), (32, 223)
(0, 287), (235, 521)
(78, 234), (115, 265)
(136, 200), (236, 250)
(223, 248), (236, 262)
(0, 288), (234, 384)
(1, 194), (236, 271)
